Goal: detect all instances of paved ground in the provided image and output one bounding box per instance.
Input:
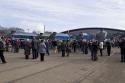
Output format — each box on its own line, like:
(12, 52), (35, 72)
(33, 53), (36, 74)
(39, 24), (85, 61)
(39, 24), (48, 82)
(0, 48), (125, 83)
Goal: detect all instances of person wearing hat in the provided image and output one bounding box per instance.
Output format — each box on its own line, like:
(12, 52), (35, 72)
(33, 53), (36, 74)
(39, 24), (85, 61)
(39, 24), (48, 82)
(0, 38), (7, 64)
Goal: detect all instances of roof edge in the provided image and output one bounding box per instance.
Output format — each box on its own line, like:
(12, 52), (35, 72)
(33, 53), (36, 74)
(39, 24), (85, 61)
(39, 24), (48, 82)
(62, 27), (125, 33)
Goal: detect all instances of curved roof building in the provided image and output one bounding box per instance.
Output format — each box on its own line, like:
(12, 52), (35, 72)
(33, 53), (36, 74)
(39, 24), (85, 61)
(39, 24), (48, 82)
(62, 27), (125, 35)
(62, 27), (125, 40)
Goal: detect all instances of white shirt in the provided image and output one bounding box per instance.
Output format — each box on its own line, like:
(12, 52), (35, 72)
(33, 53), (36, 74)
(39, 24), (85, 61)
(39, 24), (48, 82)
(99, 42), (103, 49)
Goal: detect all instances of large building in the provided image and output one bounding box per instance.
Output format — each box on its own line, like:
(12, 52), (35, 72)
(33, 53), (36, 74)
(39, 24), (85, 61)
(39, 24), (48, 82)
(63, 27), (125, 34)
(62, 27), (125, 40)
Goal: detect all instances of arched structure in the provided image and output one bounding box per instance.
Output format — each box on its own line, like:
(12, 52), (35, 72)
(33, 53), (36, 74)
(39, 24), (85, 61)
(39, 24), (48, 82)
(62, 27), (125, 34)
(62, 27), (125, 40)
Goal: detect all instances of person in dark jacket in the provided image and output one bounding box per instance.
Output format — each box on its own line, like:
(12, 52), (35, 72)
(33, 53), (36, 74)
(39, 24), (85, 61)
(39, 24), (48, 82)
(45, 40), (50, 55)
(72, 40), (77, 53)
(84, 41), (88, 55)
(61, 41), (66, 57)
(81, 40), (85, 54)
(106, 40), (112, 56)
(81, 40), (88, 54)
(15, 39), (20, 53)
(91, 40), (98, 61)
(66, 40), (71, 56)
(0, 39), (7, 64)
(88, 41), (93, 53)
(119, 38), (125, 62)
(53, 40), (57, 53)
(31, 38), (39, 59)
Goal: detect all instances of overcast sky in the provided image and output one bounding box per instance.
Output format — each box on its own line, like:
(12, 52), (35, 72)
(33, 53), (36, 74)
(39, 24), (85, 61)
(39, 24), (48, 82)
(0, 0), (125, 32)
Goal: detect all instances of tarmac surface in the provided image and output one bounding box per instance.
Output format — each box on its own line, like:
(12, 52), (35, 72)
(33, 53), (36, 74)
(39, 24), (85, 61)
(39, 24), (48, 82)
(0, 48), (125, 83)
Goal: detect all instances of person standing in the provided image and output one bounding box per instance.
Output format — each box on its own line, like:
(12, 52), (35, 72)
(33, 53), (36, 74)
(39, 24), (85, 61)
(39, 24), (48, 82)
(61, 41), (66, 57)
(11, 39), (15, 52)
(14, 39), (20, 53)
(91, 40), (98, 61)
(99, 42), (104, 56)
(24, 39), (31, 59)
(57, 40), (61, 53)
(119, 38), (125, 62)
(72, 40), (77, 53)
(5, 38), (9, 52)
(81, 40), (85, 54)
(52, 40), (57, 53)
(84, 41), (88, 55)
(0, 39), (7, 64)
(45, 40), (50, 55)
(106, 40), (111, 56)
(88, 41), (93, 53)
(66, 40), (71, 56)
(38, 40), (46, 61)
(31, 38), (39, 59)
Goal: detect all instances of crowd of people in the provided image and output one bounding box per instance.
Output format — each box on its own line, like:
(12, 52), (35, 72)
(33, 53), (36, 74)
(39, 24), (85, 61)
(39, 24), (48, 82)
(0, 37), (125, 64)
